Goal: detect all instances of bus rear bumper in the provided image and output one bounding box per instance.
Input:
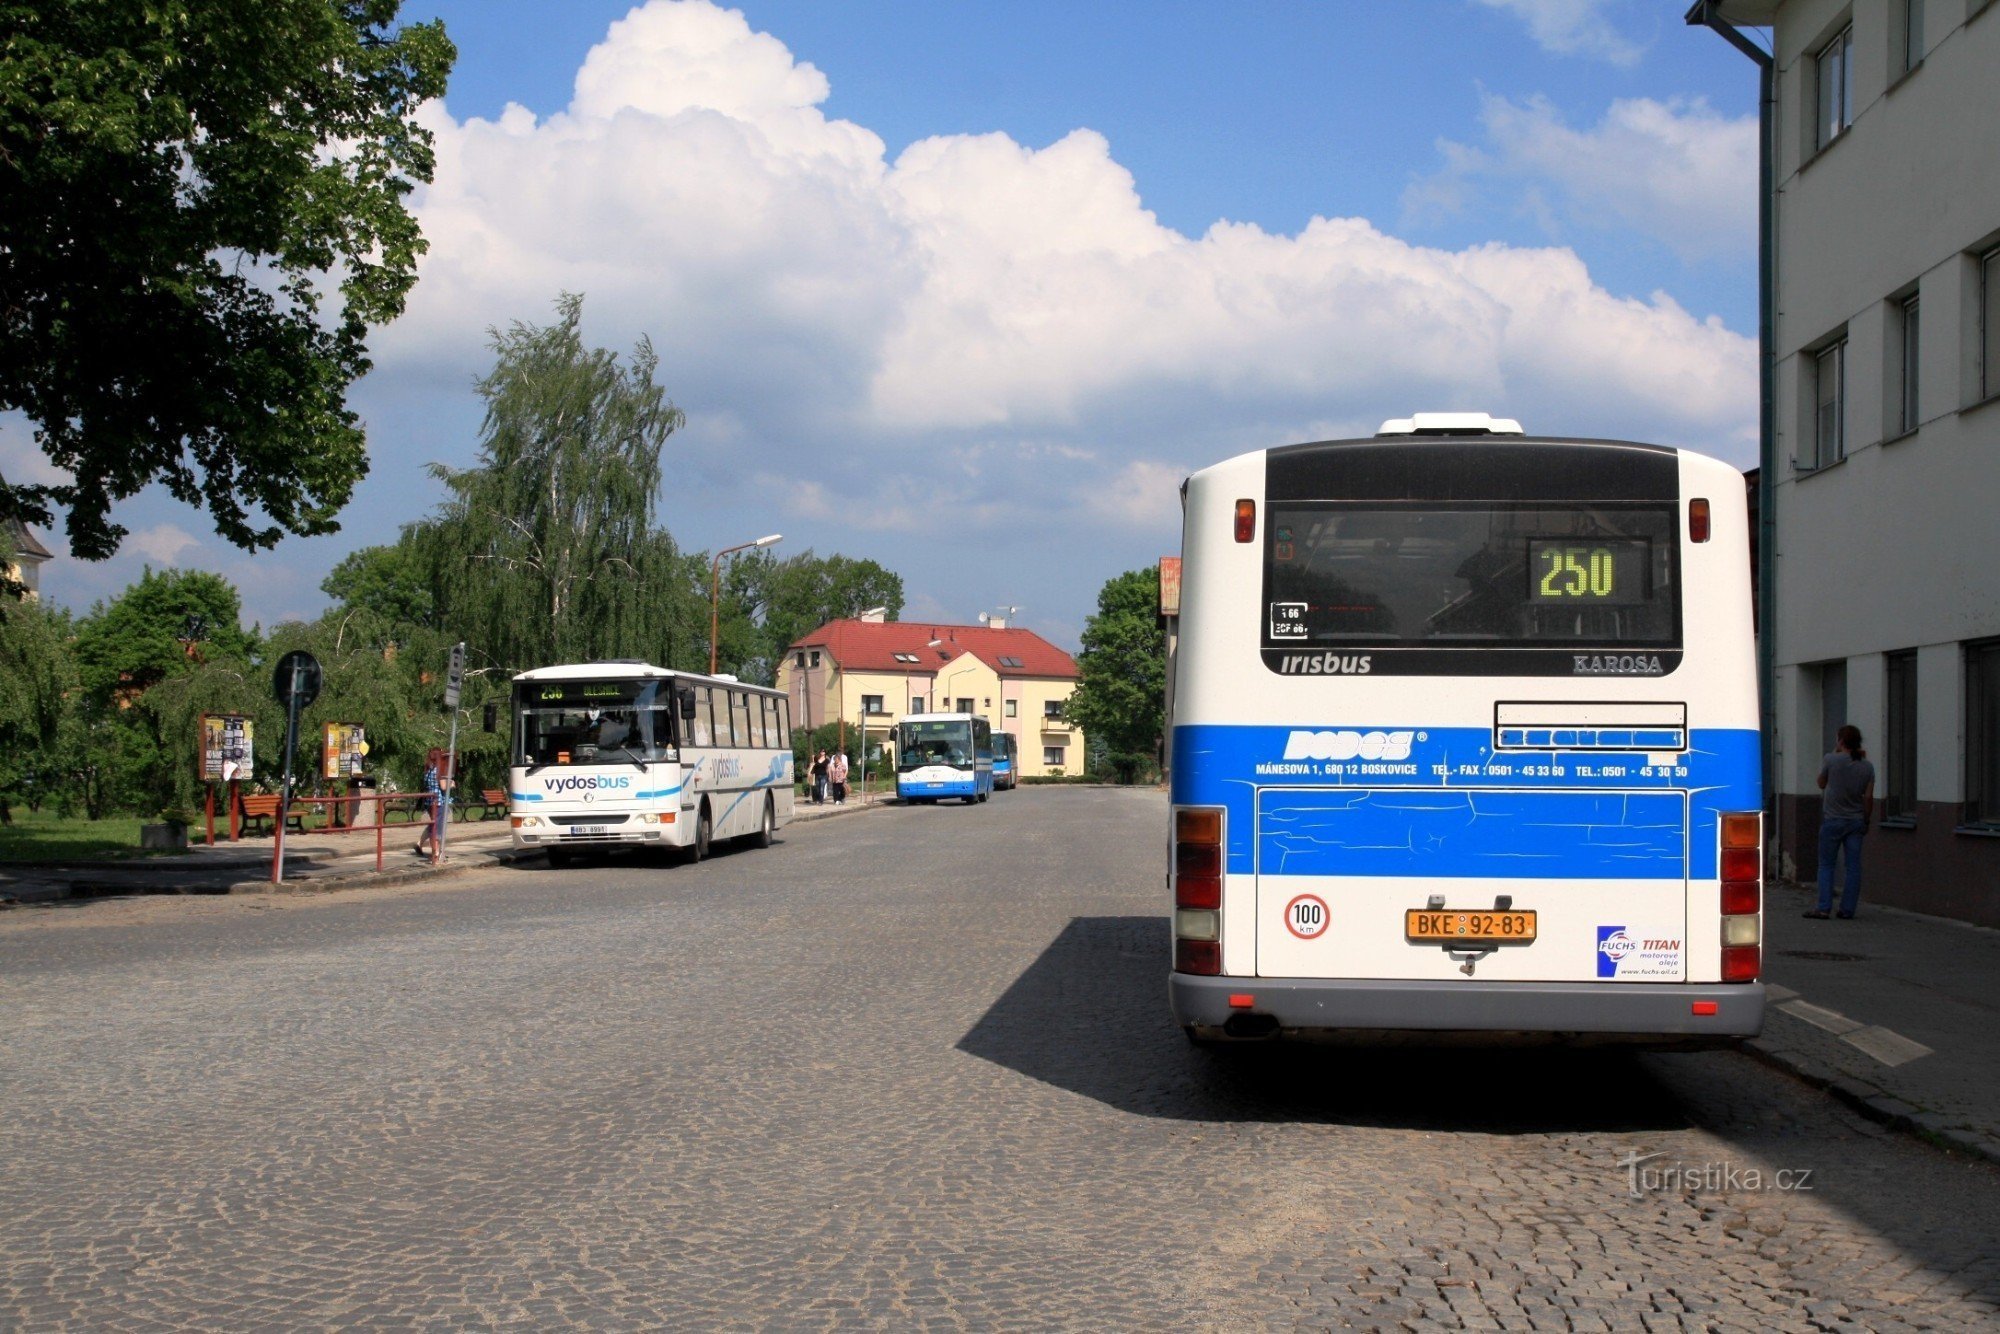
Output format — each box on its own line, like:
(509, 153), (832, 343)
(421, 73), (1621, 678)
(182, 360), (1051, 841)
(1171, 974), (1764, 1044)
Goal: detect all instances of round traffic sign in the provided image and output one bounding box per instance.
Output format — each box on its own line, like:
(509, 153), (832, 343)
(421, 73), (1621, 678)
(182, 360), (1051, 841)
(273, 650), (323, 710)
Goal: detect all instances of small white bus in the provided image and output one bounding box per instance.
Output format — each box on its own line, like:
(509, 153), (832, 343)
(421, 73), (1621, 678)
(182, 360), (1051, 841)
(509, 662), (794, 866)
(1169, 414), (1763, 1044)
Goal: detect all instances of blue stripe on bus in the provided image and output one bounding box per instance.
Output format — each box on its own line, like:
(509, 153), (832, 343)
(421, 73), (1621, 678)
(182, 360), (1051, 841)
(1259, 789), (1686, 879)
(1171, 724), (1758, 881)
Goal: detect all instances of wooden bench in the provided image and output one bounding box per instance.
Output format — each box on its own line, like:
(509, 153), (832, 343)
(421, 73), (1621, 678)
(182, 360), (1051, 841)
(239, 793), (307, 834)
(379, 794), (432, 824)
(459, 788), (509, 821)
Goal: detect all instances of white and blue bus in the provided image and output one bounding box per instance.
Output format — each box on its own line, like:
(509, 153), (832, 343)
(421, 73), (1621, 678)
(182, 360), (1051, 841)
(1169, 414), (1763, 1045)
(509, 662), (794, 867)
(992, 731), (1019, 790)
(896, 712), (994, 804)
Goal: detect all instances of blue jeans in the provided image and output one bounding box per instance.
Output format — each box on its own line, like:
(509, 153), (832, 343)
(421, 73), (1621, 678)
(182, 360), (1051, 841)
(1815, 817), (1866, 915)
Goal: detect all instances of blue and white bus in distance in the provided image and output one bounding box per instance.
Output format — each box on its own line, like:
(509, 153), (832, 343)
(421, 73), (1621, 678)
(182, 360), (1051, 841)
(992, 731), (1019, 790)
(1169, 414), (1763, 1045)
(897, 712), (993, 804)
(510, 663), (794, 867)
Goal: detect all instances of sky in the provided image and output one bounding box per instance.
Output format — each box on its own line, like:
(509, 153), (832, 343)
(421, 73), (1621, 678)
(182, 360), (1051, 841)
(3, 0), (1771, 653)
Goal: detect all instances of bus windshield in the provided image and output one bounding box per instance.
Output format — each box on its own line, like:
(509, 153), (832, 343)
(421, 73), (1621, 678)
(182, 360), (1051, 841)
(1265, 504), (1678, 647)
(899, 720), (974, 772)
(514, 678), (677, 769)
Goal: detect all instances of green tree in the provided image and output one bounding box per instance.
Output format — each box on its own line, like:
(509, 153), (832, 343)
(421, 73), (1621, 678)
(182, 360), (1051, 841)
(0, 0), (455, 559)
(418, 293), (690, 670)
(1064, 567), (1166, 784)
(0, 596), (77, 822)
(321, 542), (437, 630)
(728, 550), (905, 684)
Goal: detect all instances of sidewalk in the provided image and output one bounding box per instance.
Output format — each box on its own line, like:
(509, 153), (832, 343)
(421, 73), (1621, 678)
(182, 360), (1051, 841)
(1750, 879), (2000, 1166)
(0, 793), (878, 907)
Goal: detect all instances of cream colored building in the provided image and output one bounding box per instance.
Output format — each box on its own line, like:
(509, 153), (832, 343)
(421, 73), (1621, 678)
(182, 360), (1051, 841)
(775, 612), (1085, 778)
(1707, 0), (2000, 924)
(2, 503), (52, 600)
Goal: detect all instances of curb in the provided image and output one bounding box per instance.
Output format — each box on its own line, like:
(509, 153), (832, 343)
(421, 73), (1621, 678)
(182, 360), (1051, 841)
(225, 844), (537, 896)
(1743, 1036), (2000, 1167)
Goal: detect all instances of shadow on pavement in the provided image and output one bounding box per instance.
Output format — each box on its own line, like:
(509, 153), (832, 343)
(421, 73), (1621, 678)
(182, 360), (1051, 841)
(957, 915), (1687, 1135)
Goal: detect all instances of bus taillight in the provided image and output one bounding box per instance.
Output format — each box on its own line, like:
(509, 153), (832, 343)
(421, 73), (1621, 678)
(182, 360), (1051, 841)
(1720, 811), (1762, 982)
(1234, 499), (1256, 542)
(1173, 806), (1225, 974)
(1689, 497), (1711, 543)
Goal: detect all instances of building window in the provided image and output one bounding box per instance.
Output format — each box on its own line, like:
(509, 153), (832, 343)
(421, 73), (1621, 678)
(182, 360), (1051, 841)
(1896, 0), (1923, 75)
(1044, 699), (1065, 719)
(1897, 294), (1920, 435)
(954, 697), (974, 714)
(1809, 339), (1845, 469)
(1883, 651), (1917, 822)
(1968, 641), (2000, 826)
(1004, 700), (1017, 718)
(862, 694), (885, 716)
(1816, 25), (1853, 149)
(1983, 247), (2000, 402)
(1817, 660), (1848, 765)
(1043, 745), (1066, 768)
(910, 696), (924, 714)
(810, 650), (821, 667)
(794, 651), (806, 668)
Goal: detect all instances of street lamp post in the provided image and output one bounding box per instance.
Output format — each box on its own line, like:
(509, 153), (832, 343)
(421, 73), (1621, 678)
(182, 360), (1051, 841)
(710, 534), (782, 674)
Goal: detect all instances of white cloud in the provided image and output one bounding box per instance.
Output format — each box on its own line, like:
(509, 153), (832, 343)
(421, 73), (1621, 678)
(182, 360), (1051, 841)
(1408, 93), (1756, 262)
(321, 0), (1756, 639)
(1472, 0), (1646, 66)
(126, 523), (203, 566)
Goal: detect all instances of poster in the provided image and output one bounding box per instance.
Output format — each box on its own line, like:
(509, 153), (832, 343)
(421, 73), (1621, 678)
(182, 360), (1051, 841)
(323, 723), (367, 779)
(199, 714), (254, 783)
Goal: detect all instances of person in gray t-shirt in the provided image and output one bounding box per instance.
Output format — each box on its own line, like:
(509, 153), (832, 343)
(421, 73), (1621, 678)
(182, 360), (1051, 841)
(1807, 724), (1875, 919)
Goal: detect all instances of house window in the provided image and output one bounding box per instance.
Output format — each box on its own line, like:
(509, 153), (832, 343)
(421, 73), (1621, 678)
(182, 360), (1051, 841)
(1043, 745), (1066, 768)
(1883, 651), (1917, 822)
(794, 651), (806, 667)
(1044, 699), (1065, 719)
(910, 696), (924, 714)
(862, 694), (885, 716)
(1817, 660), (1848, 763)
(810, 650), (821, 667)
(1896, 294), (1920, 435)
(1896, 0), (1923, 75)
(1004, 700), (1017, 718)
(1816, 24), (1853, 149)
(1983, 247), (2000, 402)
(955, 697), (974, 714)
(1810, 339), (1845, 469)
(1967, 640), (2000, 826)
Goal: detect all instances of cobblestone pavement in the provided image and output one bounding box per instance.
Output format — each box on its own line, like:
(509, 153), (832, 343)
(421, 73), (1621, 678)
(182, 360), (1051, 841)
(3, 788), (1997, 1330)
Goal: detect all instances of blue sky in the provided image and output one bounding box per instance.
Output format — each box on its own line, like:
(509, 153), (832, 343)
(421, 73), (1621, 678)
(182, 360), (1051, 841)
(6, 0), (1769, 653)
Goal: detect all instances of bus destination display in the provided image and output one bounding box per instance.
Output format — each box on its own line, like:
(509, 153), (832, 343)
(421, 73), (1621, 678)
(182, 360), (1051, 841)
(1526, 538), (1648, 605)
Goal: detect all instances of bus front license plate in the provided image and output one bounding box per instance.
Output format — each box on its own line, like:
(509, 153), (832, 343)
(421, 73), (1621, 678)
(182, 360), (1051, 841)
(565, 825), (609, 837)
(1405, 909), (1538, 944)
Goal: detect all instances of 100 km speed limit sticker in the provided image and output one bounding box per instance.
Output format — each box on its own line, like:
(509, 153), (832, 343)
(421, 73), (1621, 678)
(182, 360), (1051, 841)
(1284, 893), (1331, 940)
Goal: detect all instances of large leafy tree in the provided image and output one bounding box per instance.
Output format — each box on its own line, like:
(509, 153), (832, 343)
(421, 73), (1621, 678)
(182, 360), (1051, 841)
(723, 550), (905, 684)
(0, 595), (77, 821)
(0, 0), (455, 559)
(1064, 567), (1166, 782)
(418, 293), (693, 671)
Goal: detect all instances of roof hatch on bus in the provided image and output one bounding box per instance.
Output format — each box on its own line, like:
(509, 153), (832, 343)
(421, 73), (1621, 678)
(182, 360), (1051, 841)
(1376, 412), (1524, 436)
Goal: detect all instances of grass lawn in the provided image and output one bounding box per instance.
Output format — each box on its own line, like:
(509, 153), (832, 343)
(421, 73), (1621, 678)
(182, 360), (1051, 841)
(0, 810), (198, 863)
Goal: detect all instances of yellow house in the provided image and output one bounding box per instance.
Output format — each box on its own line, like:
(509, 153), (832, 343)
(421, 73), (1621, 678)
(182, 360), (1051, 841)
(774, 612), (1085, 778)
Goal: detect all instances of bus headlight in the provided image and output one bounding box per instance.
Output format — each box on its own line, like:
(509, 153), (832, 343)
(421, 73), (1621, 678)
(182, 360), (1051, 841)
(512, 816), (543, 828)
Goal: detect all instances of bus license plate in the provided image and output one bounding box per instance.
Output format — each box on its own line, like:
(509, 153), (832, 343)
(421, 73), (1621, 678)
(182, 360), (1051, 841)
(1405, 909), (1537, 944)
(565, 825), (609, 837)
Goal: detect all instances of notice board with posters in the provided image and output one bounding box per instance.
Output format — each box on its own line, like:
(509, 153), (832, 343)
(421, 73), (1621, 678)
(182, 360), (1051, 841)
(323, 723), (367, 779)
(199, 714), (255, 782)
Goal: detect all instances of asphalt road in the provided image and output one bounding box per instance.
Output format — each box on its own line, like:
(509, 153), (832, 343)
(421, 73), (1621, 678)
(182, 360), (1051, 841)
(2, 788), (1997, 1329)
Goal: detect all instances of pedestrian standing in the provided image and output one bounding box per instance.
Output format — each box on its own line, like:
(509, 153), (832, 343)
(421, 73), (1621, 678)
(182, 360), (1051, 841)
(811, 750), (830, 805)
(415, 754), (443, 858)
(1806, 724), (1874, 920)
(829, 750), (849, 804)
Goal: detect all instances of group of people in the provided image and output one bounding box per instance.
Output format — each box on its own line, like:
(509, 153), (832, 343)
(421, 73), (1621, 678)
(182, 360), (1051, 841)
(808, 749), (849, 805)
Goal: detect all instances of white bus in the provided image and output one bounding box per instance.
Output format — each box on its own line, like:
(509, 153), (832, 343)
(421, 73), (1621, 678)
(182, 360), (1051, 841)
(896, 712), (994, 804)
(1169, 414), (1763, 1045)
(509, 662), (794, 867)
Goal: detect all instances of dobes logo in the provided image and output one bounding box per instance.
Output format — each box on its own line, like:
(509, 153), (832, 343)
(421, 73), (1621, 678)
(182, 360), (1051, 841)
(543, 774), (632, 795)
(1283, 729), (1416, 761)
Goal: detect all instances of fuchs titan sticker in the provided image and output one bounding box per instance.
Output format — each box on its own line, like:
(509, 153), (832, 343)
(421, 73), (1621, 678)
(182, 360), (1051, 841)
(1573, 654), (1665, 676)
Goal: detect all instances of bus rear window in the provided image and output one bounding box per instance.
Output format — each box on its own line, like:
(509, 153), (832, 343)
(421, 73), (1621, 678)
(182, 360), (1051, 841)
(1264, 505), (1679, 648)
